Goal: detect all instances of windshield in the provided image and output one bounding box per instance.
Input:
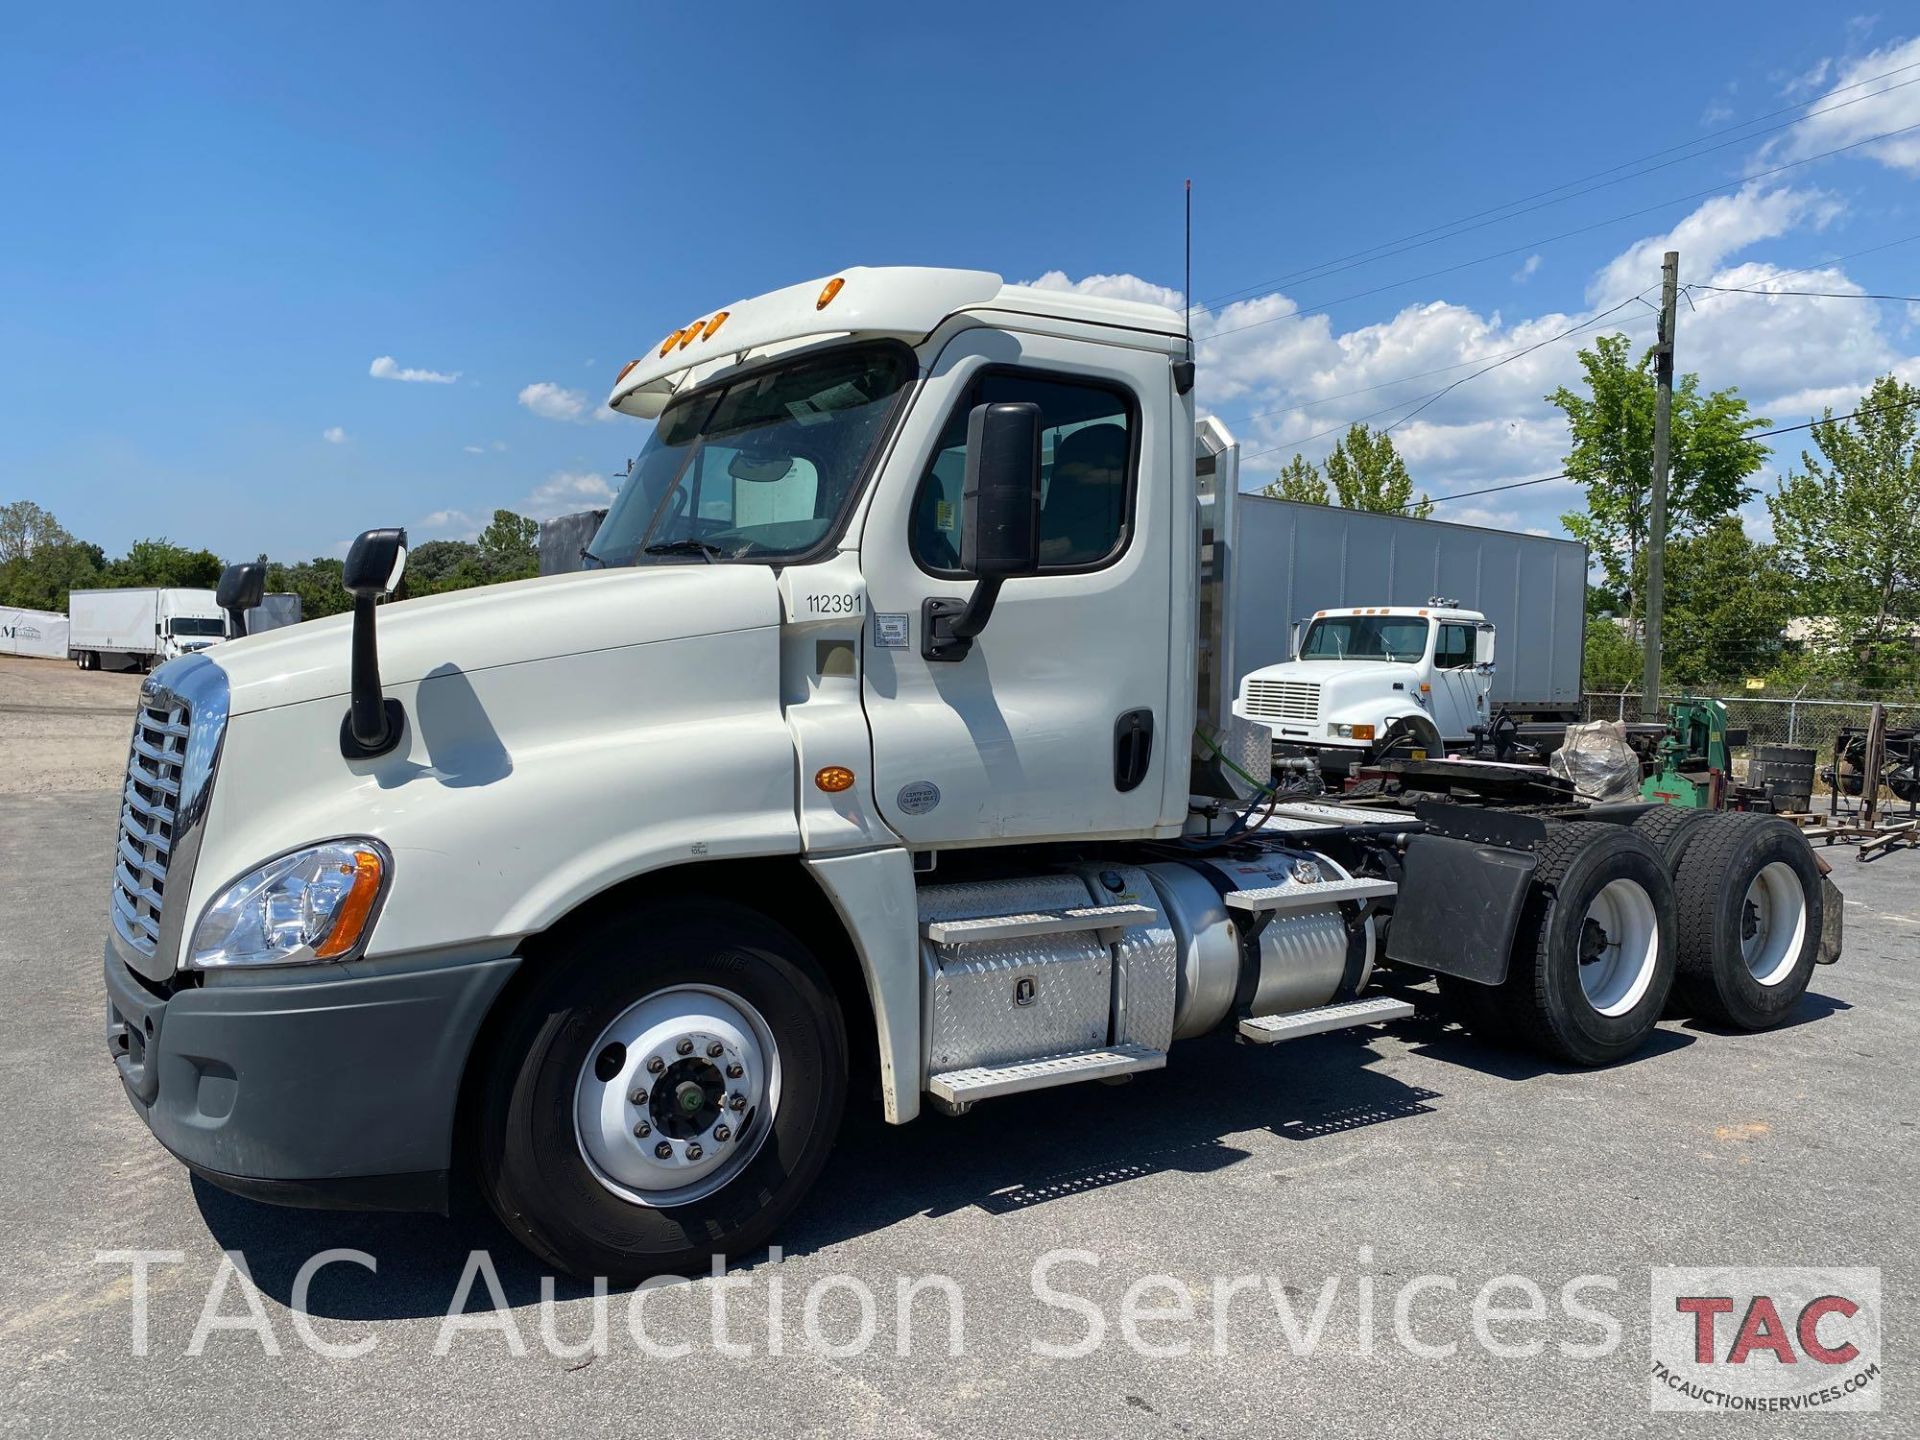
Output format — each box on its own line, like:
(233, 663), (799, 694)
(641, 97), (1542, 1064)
(1299, 615), (1430, 662)
(169, 617), (226, 637)
(588, 344), (911, 566)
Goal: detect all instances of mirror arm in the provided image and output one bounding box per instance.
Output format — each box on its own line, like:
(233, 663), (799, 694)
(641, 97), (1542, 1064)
(341, 593), (405, 759)
(921, 577), (1005, 663)
(947, 576), (1003, 640)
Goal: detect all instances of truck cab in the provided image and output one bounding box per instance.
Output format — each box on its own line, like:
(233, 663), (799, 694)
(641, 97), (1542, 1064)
(98, 266), (1835, 1282)
(1236, 604), (1496, 771)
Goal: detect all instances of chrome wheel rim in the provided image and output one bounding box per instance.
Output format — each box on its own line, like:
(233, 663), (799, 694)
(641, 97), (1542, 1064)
(572, 984), (779, 1208)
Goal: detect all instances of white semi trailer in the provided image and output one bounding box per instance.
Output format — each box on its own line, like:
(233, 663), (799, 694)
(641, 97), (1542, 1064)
(68, 587), (227, 671)
(102, 267), (1840, 1280)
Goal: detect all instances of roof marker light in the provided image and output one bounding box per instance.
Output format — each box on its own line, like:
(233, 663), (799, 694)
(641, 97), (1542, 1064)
(702, 310), (730, 341)
(677, 322), (704, 351)
(615, 358), (641, 384)
(658, 329), (683, 358)
(816, 277), (845, 310)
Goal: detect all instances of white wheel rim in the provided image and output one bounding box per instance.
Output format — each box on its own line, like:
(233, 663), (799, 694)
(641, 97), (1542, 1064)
(1741, 861), (1807, 986)
(573, 984), (780, 1208)
(1578, 878), (1660, 1016)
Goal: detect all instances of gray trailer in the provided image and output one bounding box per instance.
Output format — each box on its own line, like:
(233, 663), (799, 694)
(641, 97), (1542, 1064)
(1231, 495), (1587, 719)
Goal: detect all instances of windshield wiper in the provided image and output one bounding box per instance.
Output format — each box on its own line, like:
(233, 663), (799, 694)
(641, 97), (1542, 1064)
(643, 538), (727, 563)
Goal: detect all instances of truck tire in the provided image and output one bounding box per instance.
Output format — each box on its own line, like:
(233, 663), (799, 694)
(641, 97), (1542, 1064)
(1499, 822), (1677, 1065)
(1667, 815), (1823, 1031)
(477, 897), (847, 1282)
(1374, 717), (1442, 762)
(1629, 804), (1715, 869)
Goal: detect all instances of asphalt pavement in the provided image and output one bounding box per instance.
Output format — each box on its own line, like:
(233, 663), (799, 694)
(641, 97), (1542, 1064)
(3, 787), (1915, 1437)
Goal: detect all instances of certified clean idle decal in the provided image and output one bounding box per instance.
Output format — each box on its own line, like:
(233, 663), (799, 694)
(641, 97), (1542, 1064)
(896, 781), (940, 815)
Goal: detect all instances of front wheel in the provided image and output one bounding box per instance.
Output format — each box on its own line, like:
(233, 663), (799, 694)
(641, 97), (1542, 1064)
(477, 897), (847, 1282)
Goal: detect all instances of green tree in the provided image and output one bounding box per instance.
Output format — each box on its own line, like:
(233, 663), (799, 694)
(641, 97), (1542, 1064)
(1261, 454), (1329, 504)
(1767, 375), (1920, 689)
(1659, 518), (1795, 688)
(1548, 333), (1770, 634)
(1583, 612), (1640, 691)
(0, 500), (72, 564)
(1323, 424), (1430, 516)
(0, 538), (105, 611)
(264, 557), (350, 620)
(476, 509), (539, 582)
(106, 538), (224, 589)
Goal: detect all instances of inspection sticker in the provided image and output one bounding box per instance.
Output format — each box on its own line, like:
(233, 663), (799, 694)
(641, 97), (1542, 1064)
(872, 612), (910, 649)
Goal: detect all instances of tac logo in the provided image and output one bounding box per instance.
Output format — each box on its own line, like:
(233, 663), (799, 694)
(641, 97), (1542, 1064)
(1650, 1267), (1882, 1413)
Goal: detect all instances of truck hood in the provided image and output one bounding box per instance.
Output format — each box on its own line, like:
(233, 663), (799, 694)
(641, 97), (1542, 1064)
(209, 566), (781, 715)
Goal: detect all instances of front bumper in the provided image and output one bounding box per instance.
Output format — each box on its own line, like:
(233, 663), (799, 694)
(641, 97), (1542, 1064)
(104, 945), (519, 1212)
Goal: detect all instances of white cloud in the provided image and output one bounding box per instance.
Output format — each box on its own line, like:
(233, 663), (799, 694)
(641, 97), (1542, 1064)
(1587, 185), (1840, 304)
(370, 355), (459, 384)
(519, 471), (616, 520)
(1026, 269), (1185, 310)
(322, 425), (347, 444)
(517, 382), (614, 423)
(1767, 34), (1920, 175)
(417, 508), (482, 540)
(463, 444), (484, 454)
(1512, 254), (1542, 283)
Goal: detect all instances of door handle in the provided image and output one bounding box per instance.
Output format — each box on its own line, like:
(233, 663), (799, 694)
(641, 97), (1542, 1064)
(1114, 709), (1154, 792)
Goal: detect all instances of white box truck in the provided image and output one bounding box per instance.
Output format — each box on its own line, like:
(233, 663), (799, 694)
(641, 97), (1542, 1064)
(68, 587), (227, 671)
(100, 267), (1841, 1280)
(1231, 500), (1586, 772)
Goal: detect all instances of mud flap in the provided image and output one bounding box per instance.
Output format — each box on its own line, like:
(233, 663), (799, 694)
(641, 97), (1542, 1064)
(1816, 875), (1844, 965)
(1385, 832), (1537, 984)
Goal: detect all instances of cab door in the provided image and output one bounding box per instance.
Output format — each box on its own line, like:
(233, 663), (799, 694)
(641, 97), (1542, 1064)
(1430, 619), (1481, 743)
(857, 326), (1179, 846)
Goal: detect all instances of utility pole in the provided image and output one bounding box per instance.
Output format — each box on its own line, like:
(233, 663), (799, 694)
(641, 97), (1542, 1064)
(1643, 249), (1679, 713)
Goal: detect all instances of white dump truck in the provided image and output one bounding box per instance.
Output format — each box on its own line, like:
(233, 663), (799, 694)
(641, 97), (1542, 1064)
(102, 267), (1840, 1280)
(68, 587), (227, 671)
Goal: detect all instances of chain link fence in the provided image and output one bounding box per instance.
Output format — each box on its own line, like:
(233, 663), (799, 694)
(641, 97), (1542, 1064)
(1584, 691), (1920, 801)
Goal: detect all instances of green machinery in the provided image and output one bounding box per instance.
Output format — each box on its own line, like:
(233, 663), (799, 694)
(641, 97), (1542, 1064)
(1641, 697), (1740, 808)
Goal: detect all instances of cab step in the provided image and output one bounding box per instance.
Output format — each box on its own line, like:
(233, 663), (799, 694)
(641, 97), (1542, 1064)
(927, 1042), (1167, 1104)
(1236, 995), (1416, 1044)
(1222, 877), (1398, 913)
(921, 903), (1156, 947)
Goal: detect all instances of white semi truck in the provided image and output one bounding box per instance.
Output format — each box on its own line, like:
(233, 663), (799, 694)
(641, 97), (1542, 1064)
(102, 267), (1840, 1280)
(68, 587), (228, 671)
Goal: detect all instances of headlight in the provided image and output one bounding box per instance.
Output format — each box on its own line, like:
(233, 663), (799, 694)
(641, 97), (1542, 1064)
(188, 840), (390, 969)
(1328, 723), (1376, 741)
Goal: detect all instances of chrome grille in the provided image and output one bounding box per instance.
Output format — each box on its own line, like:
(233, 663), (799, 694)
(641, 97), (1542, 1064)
(1242, 679), (1321, 724)
(111, 700), (191, 955)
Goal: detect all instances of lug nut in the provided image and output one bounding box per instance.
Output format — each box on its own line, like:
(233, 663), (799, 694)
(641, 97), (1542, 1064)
(707, 1041), (724, 1058)
(713, 1124), (731, 1142)
(685, 1142), (703, 1161)
(629, 1087), (648, 1105)
(676, 1038), (694, 1056)
(647, 1056), (666, 1075)
(728, 1093), (747, 1112)
(633, 1121), (651, 1138)
(726, 1063), (743, 1079)
(654, 1141), (672, 1159)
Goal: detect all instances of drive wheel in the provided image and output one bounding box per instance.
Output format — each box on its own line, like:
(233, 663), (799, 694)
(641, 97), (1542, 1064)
(1668, 815), (1822, 1030)
(478, 897), (847, 1281)
(1630, 804), (1714, 868)
(1500, 822), (1676, 1065)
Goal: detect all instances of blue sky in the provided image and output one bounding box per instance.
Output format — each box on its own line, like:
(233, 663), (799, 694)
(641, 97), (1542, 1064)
(3, 3), (1916, 560)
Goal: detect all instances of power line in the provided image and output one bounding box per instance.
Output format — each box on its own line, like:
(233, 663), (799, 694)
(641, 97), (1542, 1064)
(1688, 282), (1920, 303)
(1197, 119), (1920, 346)
(1201, 70), (1920, 308)
(1408, 393), (1920, 512)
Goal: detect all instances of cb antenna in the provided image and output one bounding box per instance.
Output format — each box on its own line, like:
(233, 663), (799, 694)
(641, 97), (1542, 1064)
(1184, 178), (1193, 358)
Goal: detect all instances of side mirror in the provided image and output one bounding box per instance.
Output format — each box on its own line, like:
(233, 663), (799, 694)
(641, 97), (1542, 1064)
(924, 403), (1042, 661)
(344, 528), (407, 598)
(216, 561), (267, 637)
(1475, 623), (1496, 669)
(1289, 620), (1303, 662)
(340, 527), (408, 759)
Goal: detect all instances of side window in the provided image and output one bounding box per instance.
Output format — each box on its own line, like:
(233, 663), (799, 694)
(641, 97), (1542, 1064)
(1435, 623), (1474, 669)
(911, 372), (1135, 574)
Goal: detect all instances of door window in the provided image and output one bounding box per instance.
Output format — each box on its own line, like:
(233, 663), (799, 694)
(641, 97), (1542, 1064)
(1435, 623), (1474, 669)
(910, 372), (1136, 575)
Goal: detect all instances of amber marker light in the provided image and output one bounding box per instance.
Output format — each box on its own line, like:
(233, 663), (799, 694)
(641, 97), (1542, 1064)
(313, 848), (386, 960)
(615, 358), (642, 384)
(816, 277), (845, 310)
(658, 329), (683, 357)
(678, 322), (704, 350)
(814, 766), (856, 793)
(702, 310), (730, 340)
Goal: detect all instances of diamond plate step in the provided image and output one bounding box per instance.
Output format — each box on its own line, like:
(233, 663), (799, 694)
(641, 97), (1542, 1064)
(1222, 877), (1398, 912)
(1237, 995), (1416, 1044)
(921, 904), (1157, 946)
(927, 1042), (1167, 1103)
